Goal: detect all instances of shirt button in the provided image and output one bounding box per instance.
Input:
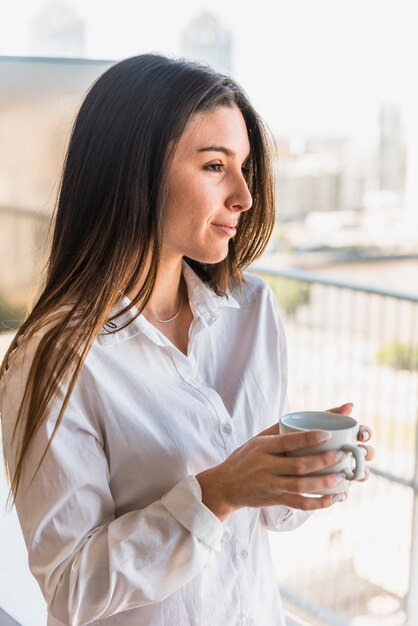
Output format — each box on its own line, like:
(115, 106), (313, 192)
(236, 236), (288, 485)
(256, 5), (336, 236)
(239, 548), (248, 560)
(221, 423), (232, 435)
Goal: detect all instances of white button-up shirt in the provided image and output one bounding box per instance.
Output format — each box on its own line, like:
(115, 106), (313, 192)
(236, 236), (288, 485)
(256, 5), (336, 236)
(1, 259), (310, 626)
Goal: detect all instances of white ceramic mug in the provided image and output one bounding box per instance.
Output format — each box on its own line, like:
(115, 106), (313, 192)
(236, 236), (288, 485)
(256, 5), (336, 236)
(279, 410), (365, 495)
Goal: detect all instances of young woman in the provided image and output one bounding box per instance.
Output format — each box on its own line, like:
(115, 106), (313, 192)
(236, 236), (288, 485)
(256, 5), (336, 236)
(0, 54), (374, 626)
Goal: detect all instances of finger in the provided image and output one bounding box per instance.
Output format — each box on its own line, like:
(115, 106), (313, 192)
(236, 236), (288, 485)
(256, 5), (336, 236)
(274, 449), (347, 475)
(278, 491), (348, 511)
(326, 402), (353, 416)
(274, 472), (347, 495)
(358, 466), (370, 482)
(263, 430), (332, 454)
(358, 425), (372, 442)
(358, 445), (375, 462)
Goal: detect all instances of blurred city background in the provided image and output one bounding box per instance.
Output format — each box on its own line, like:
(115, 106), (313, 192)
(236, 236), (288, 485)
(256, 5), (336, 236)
(0, 1), (417, 625)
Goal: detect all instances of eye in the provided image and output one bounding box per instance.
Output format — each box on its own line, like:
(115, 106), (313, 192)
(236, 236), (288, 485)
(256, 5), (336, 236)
(205, 163), (224, 172)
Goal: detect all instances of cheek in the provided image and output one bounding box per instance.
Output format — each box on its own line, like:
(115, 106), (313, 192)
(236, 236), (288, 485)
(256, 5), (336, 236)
(168, 186), (215, 225)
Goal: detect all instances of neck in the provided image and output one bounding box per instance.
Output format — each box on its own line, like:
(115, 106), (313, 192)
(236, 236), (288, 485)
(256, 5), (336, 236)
(127, 257), (186, 321)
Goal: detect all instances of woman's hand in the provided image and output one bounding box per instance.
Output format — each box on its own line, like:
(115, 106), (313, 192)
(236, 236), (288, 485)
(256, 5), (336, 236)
(196, 425), (353, 523)
(196, 401), (375, 523)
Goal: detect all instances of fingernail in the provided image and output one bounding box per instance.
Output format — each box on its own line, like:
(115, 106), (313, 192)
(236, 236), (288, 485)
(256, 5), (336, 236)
(332, 493), (346, 504)
(317, 431), (331, 442)
(336, 451), (346, 462)
(361, 431), (370, 441)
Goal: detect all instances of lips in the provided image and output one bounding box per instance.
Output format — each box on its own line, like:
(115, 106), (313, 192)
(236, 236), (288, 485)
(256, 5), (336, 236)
(212, 223), (237, 236)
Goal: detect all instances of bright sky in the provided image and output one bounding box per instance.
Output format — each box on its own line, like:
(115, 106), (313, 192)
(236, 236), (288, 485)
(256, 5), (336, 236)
(1, 0), (417, 140)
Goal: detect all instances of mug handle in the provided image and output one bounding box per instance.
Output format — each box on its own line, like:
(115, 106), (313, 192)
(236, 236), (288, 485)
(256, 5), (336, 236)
(341, 444), (365, 481)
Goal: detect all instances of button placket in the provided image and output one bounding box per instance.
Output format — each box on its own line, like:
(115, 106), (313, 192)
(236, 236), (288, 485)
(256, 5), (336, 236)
(170, 353), (237, 453)
(221, 526), (232, 542)
(239, 548), (249, 560)
(198, 387), (235, 432)
(170, 352), (201, 386)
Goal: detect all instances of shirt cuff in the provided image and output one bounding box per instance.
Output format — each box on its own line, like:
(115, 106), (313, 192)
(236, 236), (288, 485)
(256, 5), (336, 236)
(161, 475), (225, 551)
(262, 505), (312, 531)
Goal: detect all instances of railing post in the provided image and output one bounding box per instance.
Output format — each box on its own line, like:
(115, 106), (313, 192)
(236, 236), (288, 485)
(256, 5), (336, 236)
(406, 410), (418, 625)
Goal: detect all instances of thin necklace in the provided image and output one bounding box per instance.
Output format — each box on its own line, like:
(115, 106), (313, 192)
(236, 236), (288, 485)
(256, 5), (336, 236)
(142, 288), (183, 323)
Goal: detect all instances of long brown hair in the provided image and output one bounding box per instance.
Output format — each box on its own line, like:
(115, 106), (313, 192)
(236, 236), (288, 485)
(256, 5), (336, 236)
(0, 53), (276, 505)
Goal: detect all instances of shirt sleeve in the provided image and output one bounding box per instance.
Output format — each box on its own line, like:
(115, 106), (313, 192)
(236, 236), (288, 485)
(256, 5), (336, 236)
(1, 340), (225, 626)
(261, 504), (312, 532)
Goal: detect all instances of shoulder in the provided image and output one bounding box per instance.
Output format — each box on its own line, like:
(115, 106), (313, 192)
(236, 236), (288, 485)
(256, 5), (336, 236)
(229, 269), (278, 311)
(228, 270), (287, 342)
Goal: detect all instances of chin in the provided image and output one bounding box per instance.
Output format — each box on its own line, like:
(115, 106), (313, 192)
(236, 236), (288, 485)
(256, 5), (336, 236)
(188, 248), (229, 265)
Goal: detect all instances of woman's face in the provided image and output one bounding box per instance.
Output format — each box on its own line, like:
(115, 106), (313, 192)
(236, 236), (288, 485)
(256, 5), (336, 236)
(162, 104), (253, 265)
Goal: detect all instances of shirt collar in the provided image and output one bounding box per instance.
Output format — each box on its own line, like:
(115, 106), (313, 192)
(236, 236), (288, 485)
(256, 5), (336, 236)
(99, 259), (240, 346)
(181, 259), (240, 323)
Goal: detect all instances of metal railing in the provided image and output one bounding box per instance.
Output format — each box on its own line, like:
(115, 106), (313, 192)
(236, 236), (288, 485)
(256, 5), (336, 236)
(251, 264), (418, 626)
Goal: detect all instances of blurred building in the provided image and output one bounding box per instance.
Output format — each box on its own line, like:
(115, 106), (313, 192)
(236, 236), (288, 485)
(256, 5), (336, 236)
(0, 57), (112, 315)
(404, 100), (418, 217)
(0, 57), (111, 214)
(275, 136), (364, 222)
(378, 102), (405, 193)
(277, 153), (340, 221)
(181, 10), (233, 75)
(29, 1), (86, 58)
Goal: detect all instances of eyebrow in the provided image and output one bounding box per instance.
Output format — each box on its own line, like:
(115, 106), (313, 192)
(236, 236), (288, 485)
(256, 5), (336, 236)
(197, 145), (251, 160)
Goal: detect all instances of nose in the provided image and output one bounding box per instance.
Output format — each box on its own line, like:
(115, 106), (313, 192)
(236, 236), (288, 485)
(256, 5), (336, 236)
(226, 171), (253, 214)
